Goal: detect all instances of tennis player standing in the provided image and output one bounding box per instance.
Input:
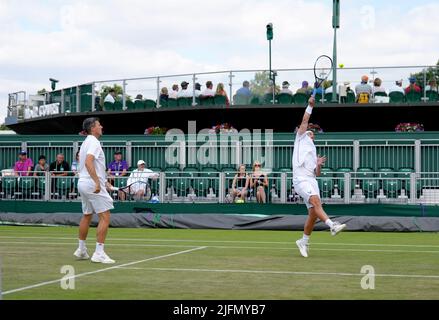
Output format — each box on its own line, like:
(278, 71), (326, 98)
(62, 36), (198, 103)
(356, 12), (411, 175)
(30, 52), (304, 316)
(74, 117), (115, 263)
(293, 97), (346, 258)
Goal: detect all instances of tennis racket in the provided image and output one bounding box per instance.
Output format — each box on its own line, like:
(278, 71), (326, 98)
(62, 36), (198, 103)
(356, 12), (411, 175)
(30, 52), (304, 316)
(312, 55), (333, 97)
(110, 180), (153, 201)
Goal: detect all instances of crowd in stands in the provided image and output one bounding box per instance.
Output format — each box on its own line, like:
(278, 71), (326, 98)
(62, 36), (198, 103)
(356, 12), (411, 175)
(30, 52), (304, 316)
(100, 75), (438, 109)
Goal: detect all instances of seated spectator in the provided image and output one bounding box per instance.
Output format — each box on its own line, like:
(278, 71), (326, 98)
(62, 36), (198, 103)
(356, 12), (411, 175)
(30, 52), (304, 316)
(312, 81), (323, 96)
(279, 81), (293, 95)
(389, 80), (405, 94)
(296, 81), (312, 95)
(71, 151), (80, 176)
(49, 153), (70, 176)
(231, 164), (249, 203)
(169, 84), (179, 99)
(405, 76), (421, 94)
(324, 80), (339, 94)
(265, 82), (280, 95)
(126, 160), (159, 200)
(355, 75), (372, 103)
(235, 81), (252, 97)
(216, 83), (230, 106)
(107, 151), (128, 180)
(133, 94), (143, 101)
(249, 161), (268, 203)
(34, 155), (49, 176)
(177, 81), (192, 98)
(425, 79), (438, 92)
(160, 87), (169, 101)
(194, 83), (202, 98)
(201, 81), (215, 97)
(104, 88), (116, 104)
(372, 78), (386, 94)
(14, 150), (33, 176)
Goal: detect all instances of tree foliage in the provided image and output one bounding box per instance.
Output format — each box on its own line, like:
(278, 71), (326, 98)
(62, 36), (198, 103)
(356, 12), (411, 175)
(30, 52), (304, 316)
(410, 59), (439, 89)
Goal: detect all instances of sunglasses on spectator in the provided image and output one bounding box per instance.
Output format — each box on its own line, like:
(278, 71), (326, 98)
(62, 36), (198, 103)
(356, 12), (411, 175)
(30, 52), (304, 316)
(255, 164), (261, 167)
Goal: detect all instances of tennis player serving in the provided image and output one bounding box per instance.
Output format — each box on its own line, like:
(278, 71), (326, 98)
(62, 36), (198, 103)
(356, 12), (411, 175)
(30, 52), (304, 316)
(293, 97), (346, 258)
(74, 117), (115, 264)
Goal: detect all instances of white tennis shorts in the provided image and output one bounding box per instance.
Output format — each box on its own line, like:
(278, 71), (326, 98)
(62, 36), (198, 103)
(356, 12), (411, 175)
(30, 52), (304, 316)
(293, 178), (320, 209)
(78, 179), (114, 215)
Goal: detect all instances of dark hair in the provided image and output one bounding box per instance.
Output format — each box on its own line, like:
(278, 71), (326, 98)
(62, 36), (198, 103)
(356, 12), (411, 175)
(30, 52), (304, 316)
(82, 117), (100, 134)
(109, 89), (115, 93)
(38, 155), (46, 161)
(206, 81), (213, 88)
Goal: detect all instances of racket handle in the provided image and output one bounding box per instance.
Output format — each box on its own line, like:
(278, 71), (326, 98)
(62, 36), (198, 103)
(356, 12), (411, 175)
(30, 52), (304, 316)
(110, 186), (118, 191)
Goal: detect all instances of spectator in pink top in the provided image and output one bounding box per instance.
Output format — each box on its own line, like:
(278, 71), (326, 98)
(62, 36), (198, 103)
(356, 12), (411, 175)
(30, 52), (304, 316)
(405, 76), (421, 94)
(14, 150), (33, 176)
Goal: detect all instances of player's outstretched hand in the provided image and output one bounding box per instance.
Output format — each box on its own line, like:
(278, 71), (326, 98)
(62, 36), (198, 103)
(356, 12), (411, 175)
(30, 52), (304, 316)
(317, 155), (327, 166)
(308, 96), (315, 108)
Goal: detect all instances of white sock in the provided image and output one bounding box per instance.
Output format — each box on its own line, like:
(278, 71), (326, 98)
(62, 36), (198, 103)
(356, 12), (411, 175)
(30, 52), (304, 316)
(325, 219), (334, 228)
(302, 234), (310, 243)
(96, 242), (104, 254)
(79, 239), (86, 250)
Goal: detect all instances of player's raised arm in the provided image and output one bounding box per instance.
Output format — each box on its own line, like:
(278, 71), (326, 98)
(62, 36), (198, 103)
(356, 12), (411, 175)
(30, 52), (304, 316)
(297, 96), (315, 136)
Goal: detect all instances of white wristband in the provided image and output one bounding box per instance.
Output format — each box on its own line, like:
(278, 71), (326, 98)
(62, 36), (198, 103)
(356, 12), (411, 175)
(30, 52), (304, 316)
(305, 106), (313, 114)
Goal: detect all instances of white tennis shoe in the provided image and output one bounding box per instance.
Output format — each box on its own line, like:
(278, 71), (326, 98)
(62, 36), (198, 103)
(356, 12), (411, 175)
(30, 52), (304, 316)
(330, 222), (347, 236)
(296, 239), (309, 258)
(73, 248), (90, 260)
(91, 251), (115, 264)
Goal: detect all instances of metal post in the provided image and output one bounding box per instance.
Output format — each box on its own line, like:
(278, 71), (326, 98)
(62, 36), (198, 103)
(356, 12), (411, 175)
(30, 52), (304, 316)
(192, 74), (196, 106)
(157, 77), (161, 108)
(76, 86), (80, 113)
(61, 89), (65, 113)
(122, 80), (127, 110)
(219, 172), (225, 203)
(423, 69), (427, 102)
(44, 171), (51, 201)
(344, 172), (351, 204)
(91, 82), (96, 112)
(409, 172), (417, 204)
(280, 172), (287, 203)
(126, 141), (132, 167)
(353, 140), (360, 171)
(370, 70), (377, 103)
(235, 140), (241, 168)
(414, 140), (421, 174)
(159, 172), (165, 203)
(331, 27), (337, 103)
(180, 140), (186, 169)
(229, 71), (234, 105)
(73, 141), (79, 156)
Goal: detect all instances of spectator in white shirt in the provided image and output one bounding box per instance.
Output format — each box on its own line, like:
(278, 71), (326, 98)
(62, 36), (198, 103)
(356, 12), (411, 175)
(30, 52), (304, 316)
(177, 81), (192, 98)
(372, 78), (386, 94)
(201, 81), (215, 97)
(168, 84), (179, 99)
(127, 160), (159, 200)
(279, 81), (293, 95)
(104, 89), (116, 103)
(389, 80), (405, 94)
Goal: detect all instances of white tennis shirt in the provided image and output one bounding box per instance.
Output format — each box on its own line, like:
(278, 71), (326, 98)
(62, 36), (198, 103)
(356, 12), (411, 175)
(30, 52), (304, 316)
(79, 135), (107, 186)
(292, 131), (317, 181)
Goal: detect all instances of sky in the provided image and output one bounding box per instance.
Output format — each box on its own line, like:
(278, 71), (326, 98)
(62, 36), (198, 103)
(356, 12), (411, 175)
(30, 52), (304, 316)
(1, 0), (438, 123)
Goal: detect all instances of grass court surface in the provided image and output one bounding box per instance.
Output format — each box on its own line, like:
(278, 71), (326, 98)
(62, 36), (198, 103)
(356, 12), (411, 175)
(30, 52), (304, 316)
(1, 226), (438, 300)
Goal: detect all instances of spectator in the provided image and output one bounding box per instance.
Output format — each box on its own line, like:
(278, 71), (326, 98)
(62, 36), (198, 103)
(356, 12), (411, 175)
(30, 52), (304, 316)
(14, 150), (33, 176)
(49, 153), (70, 176)
(133, 94), (143, 101)
(71, 151), (80, 176)
(160, 87), (169, 101)
(249, 161), (268, 203)
(231, 164), (249, 203)
(33, 155), (49, 176)
(296, 81), (312, 95)
(126, 160), (159, 200)
(95, 94), (102, 111)
(265, 82), (280, 95)
(389, 80), (405, 94)
(104, 88), (116, 104)
(107, 150), (129, 181)
(177, 81), (192, 98)
(405, 76), (421, 94)
(312, 81), (324, 96)
(279, 81), (293, 95)
(201, 81), (215, 97)
(324, 80), (339, 95)
(355, 75), (372, 103)
(425, 79), (438, 92)
(215, 83), (230, 106)
(169, 84), (179, 99)
(235, 80), (252, 97)
(194, 83), (202, 98)
(372, 78), (386, 94)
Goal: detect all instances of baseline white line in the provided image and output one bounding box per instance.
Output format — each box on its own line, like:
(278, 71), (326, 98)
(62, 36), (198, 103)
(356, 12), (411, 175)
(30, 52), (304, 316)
(118, 267), (439, 280)
(0, 236), (438, 248)
(0, 241), (438, 254)
(2, 246), (206, 296)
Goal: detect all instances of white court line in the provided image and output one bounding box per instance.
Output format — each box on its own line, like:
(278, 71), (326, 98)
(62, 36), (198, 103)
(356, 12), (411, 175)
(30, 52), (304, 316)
(118, 266), (439, 280)
(1, 241), (439, 254)
(0, 235), (438, 248)
(2, 246), (206, 296)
